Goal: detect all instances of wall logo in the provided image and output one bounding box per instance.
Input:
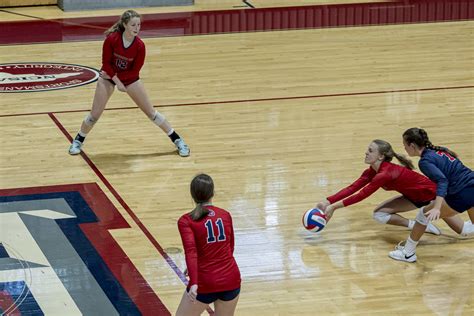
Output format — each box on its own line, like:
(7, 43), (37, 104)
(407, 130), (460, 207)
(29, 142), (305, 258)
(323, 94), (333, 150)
(0, 63), (99, 93)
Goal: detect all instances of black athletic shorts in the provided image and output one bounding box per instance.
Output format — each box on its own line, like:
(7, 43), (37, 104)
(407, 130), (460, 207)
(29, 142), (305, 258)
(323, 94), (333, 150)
(187, 287), (241, 304)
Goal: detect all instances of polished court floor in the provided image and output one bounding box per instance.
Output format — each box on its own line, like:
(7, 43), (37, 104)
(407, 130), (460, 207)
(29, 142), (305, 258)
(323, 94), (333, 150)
(0, 1), (473, 315)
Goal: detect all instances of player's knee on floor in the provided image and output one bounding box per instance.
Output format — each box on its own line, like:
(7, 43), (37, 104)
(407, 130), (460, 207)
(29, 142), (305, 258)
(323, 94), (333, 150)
(415, 208), (429, 226)
(84, 114), (98, 126)
(151, 111), (166, 126)
(373, 211), (391, 224)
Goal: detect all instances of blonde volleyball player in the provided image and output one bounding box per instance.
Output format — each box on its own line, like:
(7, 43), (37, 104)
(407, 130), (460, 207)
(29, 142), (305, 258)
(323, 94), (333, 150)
(315, 140), (467, 237)
(68, 10), (190, 157)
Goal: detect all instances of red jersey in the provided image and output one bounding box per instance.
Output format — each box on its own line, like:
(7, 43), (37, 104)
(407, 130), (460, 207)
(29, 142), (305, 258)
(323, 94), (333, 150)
(327, 161), (436, 207)
(178, 205), (241, 293)
(101, 32), (145, 85)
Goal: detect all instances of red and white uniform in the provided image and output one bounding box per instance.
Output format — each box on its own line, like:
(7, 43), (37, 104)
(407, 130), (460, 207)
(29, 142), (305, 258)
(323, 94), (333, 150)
(327, 161), (436, 206)
(178, 205), (241, 293)
(101, 31), (146, 85)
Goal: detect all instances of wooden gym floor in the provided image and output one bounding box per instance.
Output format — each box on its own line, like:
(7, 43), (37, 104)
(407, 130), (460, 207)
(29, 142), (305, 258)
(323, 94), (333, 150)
(0, 0), (473, 315)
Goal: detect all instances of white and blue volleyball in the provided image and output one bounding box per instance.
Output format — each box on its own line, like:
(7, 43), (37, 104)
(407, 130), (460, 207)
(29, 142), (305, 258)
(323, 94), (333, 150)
(302, 208), (327, 232)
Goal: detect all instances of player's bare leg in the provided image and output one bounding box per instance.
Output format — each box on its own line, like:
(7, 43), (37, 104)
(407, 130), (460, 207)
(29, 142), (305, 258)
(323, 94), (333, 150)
(389, 201), (459, 262)
(69, 78), (114, 155)
(126, 80), (190, 156)
(373, 195), (440, 234)
(213, 295), (240, 316)
(175, 291), (208, 316)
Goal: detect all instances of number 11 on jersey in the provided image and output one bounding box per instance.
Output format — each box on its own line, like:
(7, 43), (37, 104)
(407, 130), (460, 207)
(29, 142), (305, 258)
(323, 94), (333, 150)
(205, 218), (226, 243)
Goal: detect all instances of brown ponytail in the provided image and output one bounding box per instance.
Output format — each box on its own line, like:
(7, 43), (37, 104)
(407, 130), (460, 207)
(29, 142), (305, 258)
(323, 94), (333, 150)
(105, 10), (140, 35)
(189, 174), (214, 221)
(403, 128), (458, 158)
(373, 139), (415, 170)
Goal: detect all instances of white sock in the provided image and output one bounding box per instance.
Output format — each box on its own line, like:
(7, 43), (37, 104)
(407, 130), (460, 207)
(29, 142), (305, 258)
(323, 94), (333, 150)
(404, 237), (418, 254)
(167, 128), (175, 136)
(461, 221), (474, 236)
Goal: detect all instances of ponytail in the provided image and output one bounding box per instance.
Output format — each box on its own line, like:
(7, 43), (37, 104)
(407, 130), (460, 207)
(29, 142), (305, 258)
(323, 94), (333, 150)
(403, 128), (458, 159)
(373, 139), (415, 170)
(190, 203), (210, 221)
(105, 10), (140, 35)
(189, 174), (214, 221)
(105, 21), (124, 35)
(393, 152), (415, 170)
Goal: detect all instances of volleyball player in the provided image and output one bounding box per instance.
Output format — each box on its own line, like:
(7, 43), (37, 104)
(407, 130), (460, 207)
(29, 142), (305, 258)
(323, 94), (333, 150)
(176, 174), (241, 316)
(316, 139), (466, 236)
(68, 10), (190, 157)
(389, 128), (474, 262)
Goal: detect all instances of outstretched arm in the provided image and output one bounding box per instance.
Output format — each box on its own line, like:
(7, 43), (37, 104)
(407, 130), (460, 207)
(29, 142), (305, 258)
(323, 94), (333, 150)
(324, 201), (344, 221)
(326, 168), (373, 204)
(324, 172), (389, 221)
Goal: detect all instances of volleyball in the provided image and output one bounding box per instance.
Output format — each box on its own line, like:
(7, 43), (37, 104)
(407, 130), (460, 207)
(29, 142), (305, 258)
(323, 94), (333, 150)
(302, 208), (327, 232)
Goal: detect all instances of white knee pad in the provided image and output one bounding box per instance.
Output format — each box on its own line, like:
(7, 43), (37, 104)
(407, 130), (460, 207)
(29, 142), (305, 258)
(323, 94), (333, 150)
(373, 211), (391, 224)
(151, 111), (166, 126)
(415, 208), (429, 226)
(84, 114), (98, 126)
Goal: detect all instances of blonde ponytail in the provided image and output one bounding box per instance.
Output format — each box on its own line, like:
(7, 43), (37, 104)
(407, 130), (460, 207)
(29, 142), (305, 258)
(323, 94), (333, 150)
(105, 10), (140, 35)
(373, 139), (415, 170)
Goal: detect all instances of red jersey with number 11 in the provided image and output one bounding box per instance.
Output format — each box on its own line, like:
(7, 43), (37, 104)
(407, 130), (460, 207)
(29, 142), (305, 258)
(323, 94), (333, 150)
(178, 205), (241, 293)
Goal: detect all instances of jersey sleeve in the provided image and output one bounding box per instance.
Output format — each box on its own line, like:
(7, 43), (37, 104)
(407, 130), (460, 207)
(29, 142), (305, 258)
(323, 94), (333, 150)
(419, 158), (449, 197)
(229, 214), (235, 254)
(340, 172), (389, 207)
(118, 41), (146, 79)
(327, 168), (374, 204)
(177, 217), (199, 287)
(101, 35), (115, 78)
